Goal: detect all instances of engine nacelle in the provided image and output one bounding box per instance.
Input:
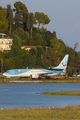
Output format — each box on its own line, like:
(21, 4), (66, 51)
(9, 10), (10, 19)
(31, 74), (39, 79)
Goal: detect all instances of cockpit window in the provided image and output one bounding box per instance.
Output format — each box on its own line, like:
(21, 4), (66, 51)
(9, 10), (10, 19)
(6, 70), (9, 73)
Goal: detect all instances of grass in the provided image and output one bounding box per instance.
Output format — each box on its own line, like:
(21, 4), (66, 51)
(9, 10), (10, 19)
(0, 106), (80, 120)
(1, 78), (80, 83)
(0, 75), (80, 83)
(41, 90), (80, 96)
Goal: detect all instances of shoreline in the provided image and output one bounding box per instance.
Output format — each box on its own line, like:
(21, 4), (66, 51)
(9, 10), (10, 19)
(1, 75), (80, 83)
(0, 105), (79, 109)
(1, 79), (80, 83)
(41, 90), (80, 96)
(0, 105), (80, 120)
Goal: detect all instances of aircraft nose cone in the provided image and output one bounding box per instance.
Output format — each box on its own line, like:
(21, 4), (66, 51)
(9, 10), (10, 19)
(3, 73), (6, 76)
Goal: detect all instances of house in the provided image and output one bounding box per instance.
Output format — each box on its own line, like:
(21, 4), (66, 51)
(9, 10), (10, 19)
(0, 33), (13, 51)
(21, 45), (36, 51)
(21, 45), (49, 52)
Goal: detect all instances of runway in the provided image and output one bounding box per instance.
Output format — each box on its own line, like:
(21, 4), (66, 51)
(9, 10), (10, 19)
(9, 79), (43, 83)
(3, 78), (80, 83)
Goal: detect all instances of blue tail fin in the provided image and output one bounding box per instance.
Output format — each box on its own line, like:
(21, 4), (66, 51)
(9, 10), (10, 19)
(54, 54), (69, 69)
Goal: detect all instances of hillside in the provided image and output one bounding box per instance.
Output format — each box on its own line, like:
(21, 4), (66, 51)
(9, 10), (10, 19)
(0, 2), (80, 74)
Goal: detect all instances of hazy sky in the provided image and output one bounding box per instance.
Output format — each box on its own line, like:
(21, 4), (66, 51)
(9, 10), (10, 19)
(1, 0), (80, 51)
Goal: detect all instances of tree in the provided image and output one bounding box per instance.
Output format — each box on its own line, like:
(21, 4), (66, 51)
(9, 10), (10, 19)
(22, 51), (36, 68)
(13, 28), (28, 46)
(30, 47), (37, 56)
(74, 42), (78, 51)
(29, 12), (37, 38)
(0, 6), (8, 32)
(0, 51), (5, 73)
(27, 13), (30, 37)
(53, 31), (57, 38)
(49, 31), (66, 56)
(45, 31), (53, 45)
(6, 4), (13, 33)
(46, 48), (58, 67)
(35, 12), (50, 29)
(13, 1), (28, 26)
(36, 45), (44, 58)
(40, 26), (47, 35)
(50, 38), (60, 53)
(34, 33), (46, 46)
(41, 59), (50, 68)
(30, 13), (33, 38)
(58, 39), (66, 56)
(24, 13), (36, 38)
(4, 44), (24, 69)
(4, 58), (15, 70)
(62, 46), (76, 73)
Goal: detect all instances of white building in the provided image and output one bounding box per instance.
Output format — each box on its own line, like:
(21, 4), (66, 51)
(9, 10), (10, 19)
(0, 33), (13, 51)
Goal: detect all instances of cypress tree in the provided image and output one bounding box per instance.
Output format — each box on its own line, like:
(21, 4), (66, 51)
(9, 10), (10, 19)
(7, 4), (13, 33)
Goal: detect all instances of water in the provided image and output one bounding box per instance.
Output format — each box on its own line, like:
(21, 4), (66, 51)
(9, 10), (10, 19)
(0, 83), (80, 108)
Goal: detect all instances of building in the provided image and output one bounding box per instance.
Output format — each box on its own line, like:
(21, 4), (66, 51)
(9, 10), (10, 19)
(21, 45), (36, 51)
(21, 45), (49, 51)
(0, 33), (13, 51)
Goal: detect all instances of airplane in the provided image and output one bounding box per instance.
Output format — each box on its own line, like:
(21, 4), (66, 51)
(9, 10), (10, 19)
(3, 54), (69, 79)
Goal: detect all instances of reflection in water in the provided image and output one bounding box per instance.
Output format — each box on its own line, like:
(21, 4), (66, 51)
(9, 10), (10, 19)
(0, 83), (80, 108)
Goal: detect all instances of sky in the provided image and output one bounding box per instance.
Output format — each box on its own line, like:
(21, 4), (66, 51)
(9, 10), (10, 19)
(1, 0), (80, 51)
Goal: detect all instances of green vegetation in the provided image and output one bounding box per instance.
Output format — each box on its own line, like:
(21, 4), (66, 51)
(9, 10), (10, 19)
(0, 106), (80, 120)
(1, 74), (80, 83)
(35, 12), (50, 29)
(41, 90), (80, 96)
(0, 1), (80, 75)
(0, 6), (8, 32)
(43, 79), (80, 83)
(1, 77), (80, 83)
